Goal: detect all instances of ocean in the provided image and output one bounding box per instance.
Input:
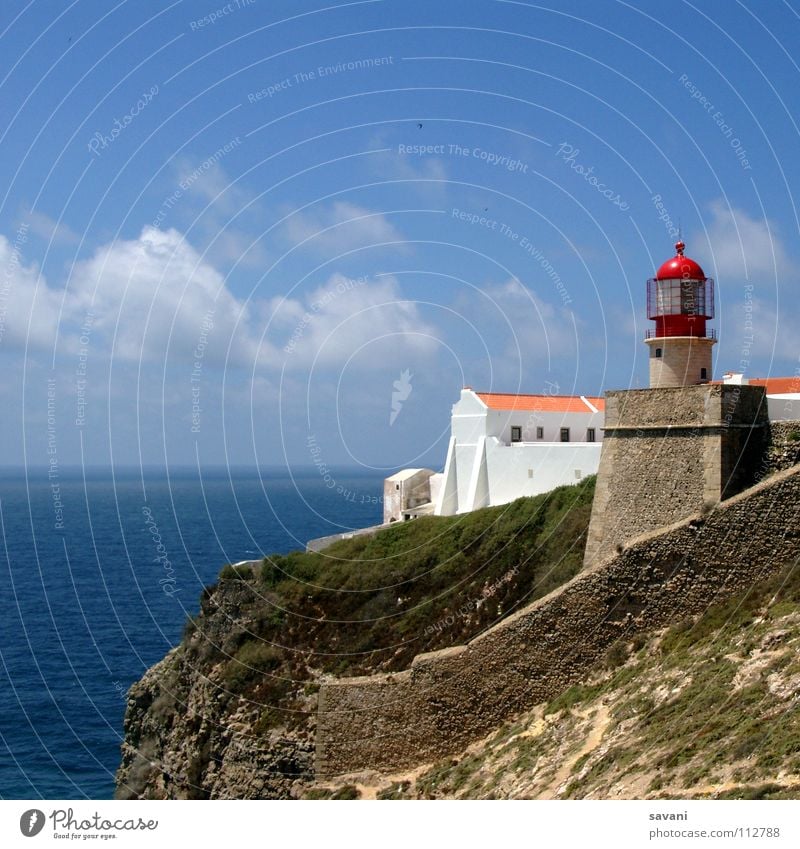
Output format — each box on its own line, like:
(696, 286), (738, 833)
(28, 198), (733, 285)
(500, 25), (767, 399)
(0, 467), (385, 799)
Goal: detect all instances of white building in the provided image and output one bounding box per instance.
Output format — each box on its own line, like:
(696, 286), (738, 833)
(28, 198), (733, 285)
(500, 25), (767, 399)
(721, 373), (800, 420)
(384, 388), (604, 522)
(383, 468), (438, 524)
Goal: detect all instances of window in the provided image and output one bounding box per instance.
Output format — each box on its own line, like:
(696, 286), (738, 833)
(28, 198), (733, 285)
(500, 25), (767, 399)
(655, 347), (662, 358)
(560, 427), (570, 442)
(700, 367), (708, 380)
(395, 484), (400, 491)
(536, 426), (544, 440)
(527, 469), (533, 479)
(511, 426), (522, 443)
(586, 428), (596, 442)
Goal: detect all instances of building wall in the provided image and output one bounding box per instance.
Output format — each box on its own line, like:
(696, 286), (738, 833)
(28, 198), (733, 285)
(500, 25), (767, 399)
(646, 337), (715, 388)
(769, 397), (800, 421)
(483, 441), (602, 504)
(439, 389), (604, 515)
(583, 384), (768, 567)
(450, 391), (603, 444)
(306, 524), (383, 553)
(315, 460), (800, 777)
(383, 469), (434, 524)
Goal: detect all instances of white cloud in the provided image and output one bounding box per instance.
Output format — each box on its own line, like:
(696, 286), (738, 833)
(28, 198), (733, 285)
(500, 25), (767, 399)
(0, 227), (437, 374)
(485, 276), (578, 353)
(0, 232), (62, 350)
(23, 209), (80, 245)
(701, 200), (792, 282)
(695, 201), (798, 366)
(268, 272), (438, 368)
(366, 132), (449, 201)
(207, 229), (269, 270)
(281, 201), (406, 254)
(67, 226), (256, 365)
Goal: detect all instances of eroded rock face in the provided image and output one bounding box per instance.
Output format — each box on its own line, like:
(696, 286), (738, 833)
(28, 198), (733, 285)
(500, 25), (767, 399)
(115, 584), (315, 800)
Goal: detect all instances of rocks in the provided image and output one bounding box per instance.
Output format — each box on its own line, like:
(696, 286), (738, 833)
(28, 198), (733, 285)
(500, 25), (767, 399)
(115, 591), (315, 800)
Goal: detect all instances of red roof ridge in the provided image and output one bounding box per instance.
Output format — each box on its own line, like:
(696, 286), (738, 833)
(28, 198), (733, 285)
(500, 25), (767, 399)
(474, 390), (605, 413)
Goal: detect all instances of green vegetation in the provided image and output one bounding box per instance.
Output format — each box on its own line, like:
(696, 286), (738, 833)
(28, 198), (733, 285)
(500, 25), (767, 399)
(180, 479), (596, 721)
(361, 561), (800, 800)
(544, 682), (602, 716)
(219, 562), (254, 581)
(377, 780), (411, 799)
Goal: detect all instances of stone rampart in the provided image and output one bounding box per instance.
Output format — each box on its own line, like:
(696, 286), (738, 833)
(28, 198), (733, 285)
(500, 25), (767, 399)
(316, 461), (800, 776)
(583, 384), (768, 567)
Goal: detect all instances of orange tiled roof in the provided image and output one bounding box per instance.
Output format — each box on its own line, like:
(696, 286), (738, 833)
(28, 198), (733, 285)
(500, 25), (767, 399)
(748, 377), (800, 395)
(475, 392), (605, 413)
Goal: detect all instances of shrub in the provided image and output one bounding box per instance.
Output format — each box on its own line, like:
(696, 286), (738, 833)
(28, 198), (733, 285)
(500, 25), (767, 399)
(253, 708), (283, 734)
(223, 640), (283, 689)
(604, 640), (629, 669)
(219, 563), (253, 581)
(544, 682), (602, 715)
(377, 781), (411, 800)
(331, 784), (360, 799)
(183, 615), (199, 640)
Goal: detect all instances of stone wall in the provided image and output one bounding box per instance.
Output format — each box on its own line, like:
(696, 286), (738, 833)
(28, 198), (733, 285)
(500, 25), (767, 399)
(583, 384), (768, 567)
(315, 461), (800, 777)
(306, 523), (384, 553)
(765, 421), (800, 475)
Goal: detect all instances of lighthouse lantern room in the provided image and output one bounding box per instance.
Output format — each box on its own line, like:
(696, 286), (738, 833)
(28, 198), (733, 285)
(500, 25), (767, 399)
(645, 241), (716, 388)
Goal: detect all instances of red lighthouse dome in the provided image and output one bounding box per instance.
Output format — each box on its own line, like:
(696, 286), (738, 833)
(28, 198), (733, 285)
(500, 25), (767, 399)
(655, 241), (706, 281)
(647, 240), (714, 339)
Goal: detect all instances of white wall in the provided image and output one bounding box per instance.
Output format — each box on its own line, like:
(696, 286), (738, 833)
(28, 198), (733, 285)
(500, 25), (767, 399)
(435, 390), (604, 515)
(484, 440), (601, 506)
(451, 389), (603, 445)
(768, 396), (800, 421)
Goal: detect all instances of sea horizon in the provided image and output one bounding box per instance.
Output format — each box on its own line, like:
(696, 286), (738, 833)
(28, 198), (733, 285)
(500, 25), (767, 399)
(0, 466), (387, 799)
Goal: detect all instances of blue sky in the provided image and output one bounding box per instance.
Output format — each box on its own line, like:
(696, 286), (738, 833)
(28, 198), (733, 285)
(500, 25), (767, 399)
(1, 0), (799, 471)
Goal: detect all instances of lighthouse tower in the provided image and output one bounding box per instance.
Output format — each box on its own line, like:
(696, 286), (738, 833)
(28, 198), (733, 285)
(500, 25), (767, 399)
(645, 241), (715, 388)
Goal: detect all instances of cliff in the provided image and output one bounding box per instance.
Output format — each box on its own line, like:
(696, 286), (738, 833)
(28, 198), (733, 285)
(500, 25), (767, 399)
(116, 481), (594, 799)
(117, 424), (800, 799)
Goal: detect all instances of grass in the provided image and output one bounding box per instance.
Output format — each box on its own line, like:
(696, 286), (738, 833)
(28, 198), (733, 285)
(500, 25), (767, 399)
(544, 682), (602, 716)
(180, 478), (596, 717)
(402, 560), (800, 799)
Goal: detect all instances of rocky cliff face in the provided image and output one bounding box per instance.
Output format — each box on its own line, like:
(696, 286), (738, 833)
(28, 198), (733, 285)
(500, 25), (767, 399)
(115, 581), (315, 799)
(116, 454), (800, 800)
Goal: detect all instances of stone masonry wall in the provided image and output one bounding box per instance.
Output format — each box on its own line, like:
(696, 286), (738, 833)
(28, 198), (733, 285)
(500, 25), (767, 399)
(765, 421), (800, 475)
(583, 384), (768, 567)
(315, 461), (800, 777)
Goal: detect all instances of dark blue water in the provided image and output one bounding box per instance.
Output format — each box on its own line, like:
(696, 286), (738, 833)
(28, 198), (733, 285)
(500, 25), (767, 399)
(0, 467), (384, 799)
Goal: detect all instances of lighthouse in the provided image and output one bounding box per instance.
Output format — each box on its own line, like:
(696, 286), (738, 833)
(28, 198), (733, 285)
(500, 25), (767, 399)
(645, 241), (715, 388)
